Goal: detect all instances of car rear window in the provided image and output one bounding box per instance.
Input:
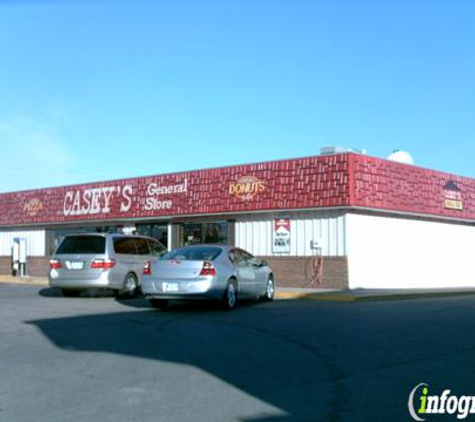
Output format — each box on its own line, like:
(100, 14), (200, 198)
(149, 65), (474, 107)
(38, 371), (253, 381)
(56, 236), (106, 254)
(134, 238), (151, 255)
(162, 247), (222, 261)
(113, 237), (138, 254)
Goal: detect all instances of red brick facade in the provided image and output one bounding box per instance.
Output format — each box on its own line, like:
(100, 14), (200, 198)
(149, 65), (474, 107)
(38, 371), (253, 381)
(351, 154), (475, 220)
(0, 155), (350, 227)
(261, 256), (349, 289)
(1, 153), (474, 228)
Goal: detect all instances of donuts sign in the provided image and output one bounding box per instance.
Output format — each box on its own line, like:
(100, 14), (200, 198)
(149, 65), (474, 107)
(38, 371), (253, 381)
(229, 175), (267, 202)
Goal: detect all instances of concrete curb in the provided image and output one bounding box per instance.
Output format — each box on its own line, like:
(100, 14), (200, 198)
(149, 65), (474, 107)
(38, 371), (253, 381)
(275, 291), (356, 301)
(275, 290), (475, 302)
(0, 276), (49, 287)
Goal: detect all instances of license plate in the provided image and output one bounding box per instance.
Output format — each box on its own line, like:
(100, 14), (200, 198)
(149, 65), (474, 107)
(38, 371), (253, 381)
(163, 282), (179, 292)
(68, 261), (84, 270)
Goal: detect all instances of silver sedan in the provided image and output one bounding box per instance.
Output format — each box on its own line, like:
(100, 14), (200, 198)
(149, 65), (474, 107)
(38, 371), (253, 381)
(141, 245), (275, 309)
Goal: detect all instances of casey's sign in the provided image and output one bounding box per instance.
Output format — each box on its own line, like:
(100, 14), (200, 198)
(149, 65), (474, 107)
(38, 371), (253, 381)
(63, 185), (133, 216)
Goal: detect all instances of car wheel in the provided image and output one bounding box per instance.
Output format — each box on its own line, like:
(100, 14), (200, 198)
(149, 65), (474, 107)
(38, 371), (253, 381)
(150, 299), (169, 309)
(261, 276), (275, 302)
(61, 288), (81, 298)
(222, 279), (238, 310)
(120, 273), (138, 298)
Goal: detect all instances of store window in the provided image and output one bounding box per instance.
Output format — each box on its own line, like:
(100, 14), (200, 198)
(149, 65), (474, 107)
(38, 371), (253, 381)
(136, 224), (168, 248)
(183, 221), (228, 245)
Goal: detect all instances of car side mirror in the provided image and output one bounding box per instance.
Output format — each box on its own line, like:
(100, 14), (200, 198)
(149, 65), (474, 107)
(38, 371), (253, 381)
(252, 259), (267, 267)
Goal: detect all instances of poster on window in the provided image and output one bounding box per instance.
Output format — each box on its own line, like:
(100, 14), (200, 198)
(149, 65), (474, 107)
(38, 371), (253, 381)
(273, 218), (291, 253)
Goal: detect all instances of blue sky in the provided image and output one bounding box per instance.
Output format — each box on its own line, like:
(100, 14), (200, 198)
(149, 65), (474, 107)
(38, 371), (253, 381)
(0, 0), (474, 193)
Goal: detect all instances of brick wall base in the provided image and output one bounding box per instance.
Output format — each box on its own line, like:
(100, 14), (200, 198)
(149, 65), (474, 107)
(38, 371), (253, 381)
(259, 256), (349, 289)
(0, 256), (51, 278)
(1, 255), (350, 289)
(0, 257), (12, 276)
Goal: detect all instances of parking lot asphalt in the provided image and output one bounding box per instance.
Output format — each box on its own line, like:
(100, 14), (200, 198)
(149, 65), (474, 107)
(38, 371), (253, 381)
(3, 283), (475, 421)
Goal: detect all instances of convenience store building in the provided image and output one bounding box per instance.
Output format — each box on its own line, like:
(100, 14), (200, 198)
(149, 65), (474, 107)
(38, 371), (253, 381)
(1, 152), (474, 289)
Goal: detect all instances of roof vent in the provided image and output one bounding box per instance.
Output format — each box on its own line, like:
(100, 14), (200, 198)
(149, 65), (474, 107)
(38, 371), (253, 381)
(387, 150), (415, 165)
(320, 146), (366, 156)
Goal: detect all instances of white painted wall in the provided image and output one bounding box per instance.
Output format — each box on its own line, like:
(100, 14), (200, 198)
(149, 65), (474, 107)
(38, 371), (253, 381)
(346, 213), (475, 289)
(235, 210), (347, 257)
(0, 229), (47, 257)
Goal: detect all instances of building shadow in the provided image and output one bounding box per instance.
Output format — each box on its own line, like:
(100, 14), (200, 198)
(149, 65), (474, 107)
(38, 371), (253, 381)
(27, 304), (331, 421)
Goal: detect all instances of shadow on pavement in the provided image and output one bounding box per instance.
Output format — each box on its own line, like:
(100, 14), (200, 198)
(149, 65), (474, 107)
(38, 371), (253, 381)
(38, 287), (116, 298)
(38, 287), (62, 298)
(28, 288), (475, 421)
(27, 302), (330, 421)
(116, 296), (265, 312)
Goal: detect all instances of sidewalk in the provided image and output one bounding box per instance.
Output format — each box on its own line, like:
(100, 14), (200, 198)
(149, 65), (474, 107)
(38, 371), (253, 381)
(275, 287), (475, 301)
(2, 275), (475, 302)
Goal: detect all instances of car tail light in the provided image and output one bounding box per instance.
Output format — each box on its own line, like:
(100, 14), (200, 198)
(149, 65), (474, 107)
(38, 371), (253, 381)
(50, 259), (62, 270)
(143, 261), (152, 276)
(200, 261), (216, 277)
(91, 259), (116, 269)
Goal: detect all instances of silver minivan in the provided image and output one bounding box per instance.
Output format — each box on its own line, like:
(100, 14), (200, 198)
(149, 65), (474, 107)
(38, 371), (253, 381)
(49, 233), (166, 297)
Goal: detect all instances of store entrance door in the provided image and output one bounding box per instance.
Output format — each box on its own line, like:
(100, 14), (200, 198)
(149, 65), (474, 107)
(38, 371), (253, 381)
(136, 223), (168, 248)
(182, 221), (229, 246)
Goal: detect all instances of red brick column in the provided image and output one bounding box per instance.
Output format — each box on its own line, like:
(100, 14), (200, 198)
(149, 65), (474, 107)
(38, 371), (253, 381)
(259, 256), (349, 289)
